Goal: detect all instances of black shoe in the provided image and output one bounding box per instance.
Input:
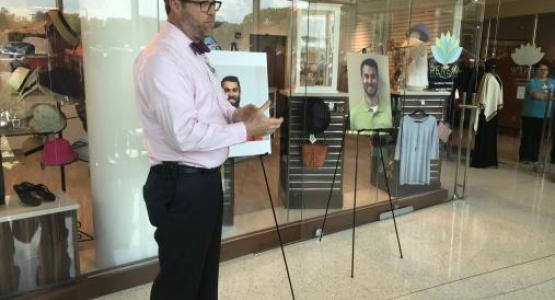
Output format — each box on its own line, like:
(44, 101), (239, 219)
(13, 184), (41, 206)
(21, 182), (56, 202)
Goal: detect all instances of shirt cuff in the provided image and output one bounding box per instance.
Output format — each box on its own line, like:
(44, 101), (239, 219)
(229, 122), (247, 144)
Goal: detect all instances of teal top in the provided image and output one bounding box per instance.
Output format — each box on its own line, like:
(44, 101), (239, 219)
(350, 97), (392, 130)
(522, 77), (555, 119)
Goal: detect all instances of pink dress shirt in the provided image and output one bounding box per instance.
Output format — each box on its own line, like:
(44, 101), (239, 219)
(133, 22), (247, 168)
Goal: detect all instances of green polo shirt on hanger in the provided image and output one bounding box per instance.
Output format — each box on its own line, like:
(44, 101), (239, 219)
(350, 97), (392, 131)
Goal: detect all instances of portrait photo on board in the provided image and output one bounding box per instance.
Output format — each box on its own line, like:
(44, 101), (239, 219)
(207, 51), (271, 157)
(347, 53), (393, 131)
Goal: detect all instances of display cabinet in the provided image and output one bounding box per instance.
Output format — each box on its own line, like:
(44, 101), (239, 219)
(293, 3), (342, 94)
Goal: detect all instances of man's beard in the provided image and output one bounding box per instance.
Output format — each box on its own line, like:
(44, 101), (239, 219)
(228, 96), (241, 107)
(364, 83), (378, 98)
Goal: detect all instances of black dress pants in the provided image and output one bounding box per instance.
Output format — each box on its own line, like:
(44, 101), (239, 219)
(519, 117), (544, 163)
(143, 164), (223, 300)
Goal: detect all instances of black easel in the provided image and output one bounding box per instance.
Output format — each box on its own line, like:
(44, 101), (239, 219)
(319, 128), (403, 278)
(259, 154), (295, 300)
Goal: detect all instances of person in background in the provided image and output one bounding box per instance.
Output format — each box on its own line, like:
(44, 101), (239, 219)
(519, 60), (555, 167)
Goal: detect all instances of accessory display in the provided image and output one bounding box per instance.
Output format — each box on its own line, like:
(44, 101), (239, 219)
(42, 137), (78, 166)
(190, 41), (211, 55)
(29, 104), (67, 134)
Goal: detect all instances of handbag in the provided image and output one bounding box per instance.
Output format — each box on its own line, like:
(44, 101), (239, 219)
(301, 98), (331, 168)
(437, 121), (452, 143)
(302, 142), (328, 168)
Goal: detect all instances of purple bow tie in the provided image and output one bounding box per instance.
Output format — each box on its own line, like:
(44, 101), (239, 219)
(190, 41), (210, 55)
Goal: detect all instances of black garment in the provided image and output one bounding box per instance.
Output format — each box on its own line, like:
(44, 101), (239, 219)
(143, 164), (223, 300)
(519, 117), (544, 162)
(471, 113), (498, 168)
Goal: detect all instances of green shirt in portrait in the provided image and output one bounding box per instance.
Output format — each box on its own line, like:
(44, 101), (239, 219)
(350, 98), (392, 130)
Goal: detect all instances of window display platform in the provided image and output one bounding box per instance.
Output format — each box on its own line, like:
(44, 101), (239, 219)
(0, 192), (79, 298)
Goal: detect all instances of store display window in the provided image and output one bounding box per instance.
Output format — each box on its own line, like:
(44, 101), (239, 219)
(0, 0), (513, 298)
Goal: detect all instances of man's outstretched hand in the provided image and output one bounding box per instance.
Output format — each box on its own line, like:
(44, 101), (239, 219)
(233, 100), (283, 137)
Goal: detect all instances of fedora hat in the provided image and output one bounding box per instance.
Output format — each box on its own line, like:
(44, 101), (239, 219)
(7, 67), (35, 92)
(47, 9), (79, 48)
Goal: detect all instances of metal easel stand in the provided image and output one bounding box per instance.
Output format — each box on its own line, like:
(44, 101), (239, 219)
(319, 124), (347, 242)
(259, 154), (295, 300)
(452, 101), (479, 200)
(319, 128), (403, 279)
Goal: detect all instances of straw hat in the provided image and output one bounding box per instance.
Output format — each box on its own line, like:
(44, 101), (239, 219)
(47, 9), (79, 48)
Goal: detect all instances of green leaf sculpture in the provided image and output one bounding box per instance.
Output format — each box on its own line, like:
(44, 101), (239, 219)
(431, 32), (462, 66)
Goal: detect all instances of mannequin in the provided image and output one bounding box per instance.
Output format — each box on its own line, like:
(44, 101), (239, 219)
(471, 58), (503, 168)
(402, 25), (430, 91)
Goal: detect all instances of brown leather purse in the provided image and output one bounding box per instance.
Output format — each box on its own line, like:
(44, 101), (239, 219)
(302, 143), (328, 168)
(301, 98), (331, 168)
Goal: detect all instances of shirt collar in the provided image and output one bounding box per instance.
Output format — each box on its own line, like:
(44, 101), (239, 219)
(161, 22), (195, 55)
(360, 96), (381, 114)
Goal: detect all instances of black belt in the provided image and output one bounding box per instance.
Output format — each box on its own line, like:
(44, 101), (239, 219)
(153, 161), (220, 174)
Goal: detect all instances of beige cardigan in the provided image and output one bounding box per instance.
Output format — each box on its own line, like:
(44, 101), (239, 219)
(474, 73), (503, 132)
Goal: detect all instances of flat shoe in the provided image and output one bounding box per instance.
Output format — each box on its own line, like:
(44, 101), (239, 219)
(13, 184), (41, 206)
(21, 182), (56, 202)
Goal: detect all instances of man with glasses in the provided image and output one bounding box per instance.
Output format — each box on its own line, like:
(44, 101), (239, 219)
(133, 0), (283, 299)
(519, 61), (555, 168)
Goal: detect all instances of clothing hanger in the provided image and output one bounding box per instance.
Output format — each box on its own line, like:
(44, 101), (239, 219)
(409, 108), (428, 119)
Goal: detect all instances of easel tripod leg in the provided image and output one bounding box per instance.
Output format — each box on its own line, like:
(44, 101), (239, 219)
(320, 127), (347, 242)
(377, 135), (403, 259)
(350, 132), (360, 278)
(259, 155), (296, 300)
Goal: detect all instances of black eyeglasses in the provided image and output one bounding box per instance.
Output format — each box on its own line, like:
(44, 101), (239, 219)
(182, 0), (222, 12)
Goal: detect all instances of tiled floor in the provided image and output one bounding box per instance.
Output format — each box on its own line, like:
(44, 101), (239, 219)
(94, 161), (555, 299)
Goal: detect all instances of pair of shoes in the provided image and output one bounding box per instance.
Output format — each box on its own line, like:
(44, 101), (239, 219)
(12, 182), (56, 206)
